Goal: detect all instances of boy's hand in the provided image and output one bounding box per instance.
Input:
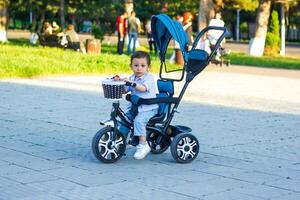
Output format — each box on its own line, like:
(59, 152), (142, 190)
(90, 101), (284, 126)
(112, 75), (121, 80)
(125, 81), (137, 88)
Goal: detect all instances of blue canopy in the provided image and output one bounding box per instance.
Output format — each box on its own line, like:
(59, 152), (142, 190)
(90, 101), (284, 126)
(151, 14), (189, 62)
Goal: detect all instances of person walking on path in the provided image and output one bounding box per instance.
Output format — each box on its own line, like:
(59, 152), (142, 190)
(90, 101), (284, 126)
(145, 19), (157, 54)
(169, 14), (191, 64)
(116, 12), (128, 55)
(183, 12), (194, 48)
(208, 12), (225, 45)
(127, 11), (141, 55)
(208, 12), (226, 61)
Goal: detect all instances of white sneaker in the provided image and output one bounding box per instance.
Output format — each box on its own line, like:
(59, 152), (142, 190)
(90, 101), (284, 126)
(134, 143), (151, 160)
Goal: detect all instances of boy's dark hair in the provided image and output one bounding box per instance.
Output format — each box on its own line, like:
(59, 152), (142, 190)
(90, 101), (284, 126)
(130, 51), (151, 66)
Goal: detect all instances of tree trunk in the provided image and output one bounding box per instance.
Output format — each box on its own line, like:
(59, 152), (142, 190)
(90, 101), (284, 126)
(30, 11), (37, 32)
(198, 0), (215, 32)
(248, 0), (271, 56)
(0, 2), (8, 42)
(37, 10), (45, 33)
(60, 0), (65, 30)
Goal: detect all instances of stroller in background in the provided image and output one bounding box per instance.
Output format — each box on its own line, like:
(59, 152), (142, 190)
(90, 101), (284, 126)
(207, 29), (231, 67)
(210, 46), (231, 67)
(91, 14), (228, 163)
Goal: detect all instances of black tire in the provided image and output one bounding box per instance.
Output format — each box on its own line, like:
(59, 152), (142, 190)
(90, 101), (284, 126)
(170, 133), (199, 163)
(92, 126), (126, 163)
(147, 130), (171, 154)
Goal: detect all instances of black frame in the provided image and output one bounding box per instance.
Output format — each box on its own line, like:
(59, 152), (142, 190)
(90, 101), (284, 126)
(105, 26), (228, 145)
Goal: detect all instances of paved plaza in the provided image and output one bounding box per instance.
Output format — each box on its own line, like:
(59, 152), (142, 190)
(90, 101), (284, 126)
(0, 65), (299, 200)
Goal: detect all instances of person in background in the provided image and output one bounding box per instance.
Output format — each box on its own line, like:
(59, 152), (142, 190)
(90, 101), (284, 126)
(207, 12), (226, 61)
(127, 11), (141, 55)
(44, 22), (53, 35)
(182, 12), (194, 48)
(65, 24), (80, 51)
(52, 21), (60, 34)
(116, 12), (128, 55)
(145, 19), (157, 54)
(169, 14), (185, 64)
(208, 12), (225, 45)
(195, 32), (211, 54)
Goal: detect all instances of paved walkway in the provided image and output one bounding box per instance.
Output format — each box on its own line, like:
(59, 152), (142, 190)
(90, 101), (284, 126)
(0, 65), (300, 200)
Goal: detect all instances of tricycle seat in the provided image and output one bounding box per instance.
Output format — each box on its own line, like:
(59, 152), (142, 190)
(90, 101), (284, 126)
(126, 79), (176, 124)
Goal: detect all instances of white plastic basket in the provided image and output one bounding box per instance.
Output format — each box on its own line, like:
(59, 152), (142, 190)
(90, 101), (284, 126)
(101, 78), (126, 99)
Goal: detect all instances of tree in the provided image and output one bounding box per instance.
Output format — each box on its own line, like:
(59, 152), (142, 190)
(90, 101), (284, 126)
(198, 0), (216, 31)
(222, 0), (258, 40)
(0, 0), (9, 42)
(60, 0), (65, 29)
(249, 0), (271, 56)
(265, 10), (280, 55)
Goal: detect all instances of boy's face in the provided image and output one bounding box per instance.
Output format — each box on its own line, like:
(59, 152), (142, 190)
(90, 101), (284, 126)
(130, 57), (150, 78)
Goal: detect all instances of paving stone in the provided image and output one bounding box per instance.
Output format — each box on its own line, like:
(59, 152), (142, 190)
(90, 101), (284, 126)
(202, 189), (266, 200)
(269, 192), (300, 200)
(1, 171), (59, 184)
(232, 184), (294, 199)
(27, 179), (87, 195)
(0, 163), (33, 176)
(265, 178), (300, 192)
(164, 177), (255, 197)
(0, 183), (45, 200)
(19, 194), (65, 200)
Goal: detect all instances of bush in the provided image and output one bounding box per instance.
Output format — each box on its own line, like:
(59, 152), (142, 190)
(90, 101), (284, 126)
(240, 22), (249, 39)
(265, 32), (280, 55)
(92, 24), (105, 41)
(264, 10), (280, 56)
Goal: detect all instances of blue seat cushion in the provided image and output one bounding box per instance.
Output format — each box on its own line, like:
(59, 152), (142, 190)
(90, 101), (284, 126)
(188, 49), (209, 61)
(187, 49), (209, 76)
(156, 93), (168, 115)
(157, 80), (174, 96)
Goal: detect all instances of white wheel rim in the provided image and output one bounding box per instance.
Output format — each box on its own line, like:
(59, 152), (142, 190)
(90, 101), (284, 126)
(176, 136), (198, 161)
(98, 131), (124, 160)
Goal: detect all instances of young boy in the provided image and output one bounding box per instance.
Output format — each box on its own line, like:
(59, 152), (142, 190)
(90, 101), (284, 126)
(116, 51), (158, 159)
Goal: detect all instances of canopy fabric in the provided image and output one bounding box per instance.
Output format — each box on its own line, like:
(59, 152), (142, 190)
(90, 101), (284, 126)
(151, 14), (189, 62)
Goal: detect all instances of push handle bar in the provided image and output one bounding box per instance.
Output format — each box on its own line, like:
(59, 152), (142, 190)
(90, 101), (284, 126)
(192, 26), (228, 62)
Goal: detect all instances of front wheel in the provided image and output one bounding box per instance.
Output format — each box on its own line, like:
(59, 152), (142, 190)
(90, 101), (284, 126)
(92, 126), (126, 163)
(170, 133), (199, 163)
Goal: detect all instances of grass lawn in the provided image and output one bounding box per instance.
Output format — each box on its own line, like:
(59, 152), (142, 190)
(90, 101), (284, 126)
(228, 52), (300, 70)
(0, 39), (165, 78)
(1, 39), (299, 78)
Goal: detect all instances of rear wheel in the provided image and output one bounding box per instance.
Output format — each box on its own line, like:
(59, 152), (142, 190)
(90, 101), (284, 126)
(170, 133), (199, 163)
(92, 126), (126, 163)
(147, 129), (171, 154)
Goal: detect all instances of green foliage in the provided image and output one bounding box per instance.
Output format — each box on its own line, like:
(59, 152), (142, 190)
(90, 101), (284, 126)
(265, 32), (280, 47)
(228, 52), (300, 70)
(240, 21), (248, 33)
(0, 39), (164, 78)
(223, 0), (258, 11)
(265, 10), (280, 56)
(91, 24), (105, 41)
(269, 10), (280, 34)
(0, 0), (9, 6)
